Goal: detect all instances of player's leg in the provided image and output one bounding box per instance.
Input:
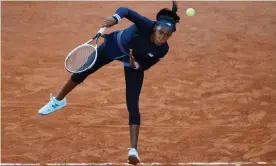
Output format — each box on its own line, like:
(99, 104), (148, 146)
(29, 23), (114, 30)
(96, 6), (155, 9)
(38, 43), (113, 115)
(55, 79), (77, 101)
(124, 66), (144, 165)
(55, 50), (112, 101)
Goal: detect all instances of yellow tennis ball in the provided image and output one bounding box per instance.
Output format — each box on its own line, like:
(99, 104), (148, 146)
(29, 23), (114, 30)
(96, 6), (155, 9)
(186, 8), (195, 16)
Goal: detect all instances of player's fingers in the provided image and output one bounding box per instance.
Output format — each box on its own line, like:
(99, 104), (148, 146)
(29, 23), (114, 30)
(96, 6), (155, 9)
(130, 55), (135, 60)
(101, 20), (107, 27)
(129, 55), (134, 63)
(129, 57), (135, 68)
(102, 18), (110, 27)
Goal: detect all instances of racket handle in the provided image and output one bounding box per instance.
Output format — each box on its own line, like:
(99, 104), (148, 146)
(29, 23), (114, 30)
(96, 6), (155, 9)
(98, 27), (106, 34)
(93, 27), (106, 40)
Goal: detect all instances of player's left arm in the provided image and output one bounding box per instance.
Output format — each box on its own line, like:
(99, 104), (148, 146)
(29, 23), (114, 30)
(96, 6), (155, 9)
(130, 46), (169, 71)
(136, 57), (162, 71)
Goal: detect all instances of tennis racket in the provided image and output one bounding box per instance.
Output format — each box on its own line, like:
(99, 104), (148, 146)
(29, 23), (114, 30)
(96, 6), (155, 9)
(64, 27), (106, 74)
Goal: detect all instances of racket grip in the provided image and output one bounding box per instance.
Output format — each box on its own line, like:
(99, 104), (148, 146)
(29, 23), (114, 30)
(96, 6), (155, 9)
(93, 27), (107, 40)
(98, 27), (106, 34)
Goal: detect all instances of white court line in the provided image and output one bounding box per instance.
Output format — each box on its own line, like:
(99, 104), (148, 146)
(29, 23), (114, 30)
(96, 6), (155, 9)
(2, 162), (276, 166)
(50, 162), (275, 165)
(1, 164), (40, 166)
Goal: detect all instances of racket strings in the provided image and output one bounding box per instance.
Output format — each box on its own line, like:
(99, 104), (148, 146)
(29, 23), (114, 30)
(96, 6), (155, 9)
(66, 46), (97, 72)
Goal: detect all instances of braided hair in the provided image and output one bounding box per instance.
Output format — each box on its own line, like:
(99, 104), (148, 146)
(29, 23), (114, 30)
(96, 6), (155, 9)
(155, 1), (180, 32)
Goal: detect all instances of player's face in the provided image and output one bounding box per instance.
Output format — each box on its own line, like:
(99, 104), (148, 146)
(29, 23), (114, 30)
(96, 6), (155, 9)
(153, 25), (173, 45)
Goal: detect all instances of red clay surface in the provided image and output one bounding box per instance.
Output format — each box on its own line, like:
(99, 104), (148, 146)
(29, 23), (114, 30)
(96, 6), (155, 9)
(2, 1), (276, 165)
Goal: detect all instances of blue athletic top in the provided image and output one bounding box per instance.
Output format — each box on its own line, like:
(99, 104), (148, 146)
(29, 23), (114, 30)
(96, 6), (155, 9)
(105, 7), (169, 71)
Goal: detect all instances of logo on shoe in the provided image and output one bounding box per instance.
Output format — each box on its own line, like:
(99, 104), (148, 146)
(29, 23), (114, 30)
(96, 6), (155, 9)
(52, 104), (59, 109)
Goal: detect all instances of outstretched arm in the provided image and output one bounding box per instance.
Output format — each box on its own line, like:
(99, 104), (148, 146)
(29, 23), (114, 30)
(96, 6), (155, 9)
(128, 47), (169, 71)
(136, 58), (162, 71)
(101, 7), (153, 30)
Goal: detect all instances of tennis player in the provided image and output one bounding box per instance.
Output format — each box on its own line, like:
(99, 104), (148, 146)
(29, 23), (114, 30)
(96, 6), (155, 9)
(38, 2), (180, 165)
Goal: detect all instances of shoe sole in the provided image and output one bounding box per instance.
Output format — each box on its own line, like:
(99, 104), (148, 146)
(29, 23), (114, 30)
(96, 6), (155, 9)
(128, 155), (140, 165)
(38, 105), (66, 115)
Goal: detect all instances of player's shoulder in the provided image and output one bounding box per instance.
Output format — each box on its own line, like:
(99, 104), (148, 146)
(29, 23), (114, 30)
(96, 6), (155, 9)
(162, 42), (169, 53)
(139, 18), (155, 32)
(156, 42), (169, 58)
(145, 18), (155, 25)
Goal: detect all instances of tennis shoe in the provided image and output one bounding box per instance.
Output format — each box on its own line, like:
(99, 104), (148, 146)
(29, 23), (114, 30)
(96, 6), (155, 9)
(38, 94), (67, 115)
(128, 148), (140, 165)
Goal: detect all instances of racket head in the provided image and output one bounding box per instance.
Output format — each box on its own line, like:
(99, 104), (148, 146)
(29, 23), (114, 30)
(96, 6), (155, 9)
(65, 44), (98, 74)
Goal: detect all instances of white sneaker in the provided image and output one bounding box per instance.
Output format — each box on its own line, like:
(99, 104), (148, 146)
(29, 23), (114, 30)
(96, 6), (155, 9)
(38, 94), (67, 115)
(128, 148), (140, 165)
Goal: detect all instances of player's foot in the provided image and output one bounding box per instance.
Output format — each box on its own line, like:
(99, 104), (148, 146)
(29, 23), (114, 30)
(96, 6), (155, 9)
(38, 94), (67, 115)
(128, 148), (140, 165)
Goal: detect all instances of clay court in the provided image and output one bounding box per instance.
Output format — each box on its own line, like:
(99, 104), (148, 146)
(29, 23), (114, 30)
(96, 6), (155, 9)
(2, 1), (276, 165)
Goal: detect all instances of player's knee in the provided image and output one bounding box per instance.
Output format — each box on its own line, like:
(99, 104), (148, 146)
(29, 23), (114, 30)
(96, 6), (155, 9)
(70, 74), (87, 84)
(129, 111), (140, 125)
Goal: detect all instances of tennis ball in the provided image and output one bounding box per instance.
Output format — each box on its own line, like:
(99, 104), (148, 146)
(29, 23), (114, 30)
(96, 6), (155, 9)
(186, 8), (195, 16)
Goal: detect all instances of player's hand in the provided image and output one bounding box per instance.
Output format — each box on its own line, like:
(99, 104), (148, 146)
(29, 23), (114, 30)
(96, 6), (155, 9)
(101, 17), (117, 28)
(129, 49), (136, 69)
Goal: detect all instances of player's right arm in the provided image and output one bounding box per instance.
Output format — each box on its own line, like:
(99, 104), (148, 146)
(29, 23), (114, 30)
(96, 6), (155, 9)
(101, 7), (154, 30)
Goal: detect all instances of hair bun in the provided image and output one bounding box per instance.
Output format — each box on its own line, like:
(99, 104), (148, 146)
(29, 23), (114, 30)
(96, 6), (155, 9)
(156, 8), (180, 23)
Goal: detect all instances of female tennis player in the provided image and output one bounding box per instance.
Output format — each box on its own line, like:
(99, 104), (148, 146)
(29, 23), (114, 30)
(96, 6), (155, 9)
(38, 1), (180, 165)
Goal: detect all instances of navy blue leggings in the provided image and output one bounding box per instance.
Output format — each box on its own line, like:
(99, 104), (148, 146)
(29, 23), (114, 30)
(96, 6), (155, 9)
(124, 67), (144, 125)
(71, 43), (144, 125)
